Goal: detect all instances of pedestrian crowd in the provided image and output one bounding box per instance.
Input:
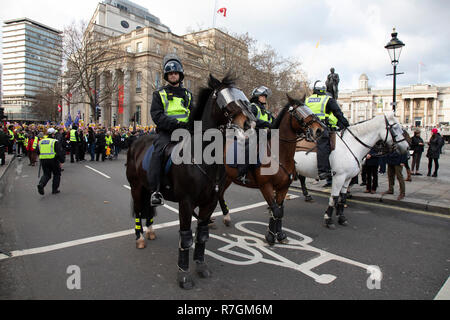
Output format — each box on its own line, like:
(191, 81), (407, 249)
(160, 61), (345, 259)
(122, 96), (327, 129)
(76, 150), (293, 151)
(356, 128), (446, 200)
(0, 121), (156, 167)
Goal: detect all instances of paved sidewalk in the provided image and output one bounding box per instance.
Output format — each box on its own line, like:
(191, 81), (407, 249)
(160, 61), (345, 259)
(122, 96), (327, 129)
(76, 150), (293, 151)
(292, 144), (450, 215)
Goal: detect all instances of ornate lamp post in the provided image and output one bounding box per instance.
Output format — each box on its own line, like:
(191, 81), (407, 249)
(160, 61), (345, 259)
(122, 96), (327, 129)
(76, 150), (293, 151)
(385, 28), (405, 112)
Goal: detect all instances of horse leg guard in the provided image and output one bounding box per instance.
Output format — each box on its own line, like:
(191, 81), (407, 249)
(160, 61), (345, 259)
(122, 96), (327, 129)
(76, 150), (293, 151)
(265, 203), (287, 245)
(178, 230), (194, 290)
(337, 193), (348, 226)
(220, 199), (231, 227)
(275, 205), (288, 244)
(135, 218), (146, 249)
(324, 206), (336, 230)
(194, 224), (211, 278)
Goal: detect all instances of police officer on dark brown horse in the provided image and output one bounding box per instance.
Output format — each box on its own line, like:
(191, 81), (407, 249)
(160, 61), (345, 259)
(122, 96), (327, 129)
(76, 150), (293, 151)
(148, 54), (193, 206)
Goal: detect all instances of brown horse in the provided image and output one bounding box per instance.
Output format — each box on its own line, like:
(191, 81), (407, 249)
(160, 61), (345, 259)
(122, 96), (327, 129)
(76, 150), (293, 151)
(218, 95), (324, 244)
(126, 74), (252, 289)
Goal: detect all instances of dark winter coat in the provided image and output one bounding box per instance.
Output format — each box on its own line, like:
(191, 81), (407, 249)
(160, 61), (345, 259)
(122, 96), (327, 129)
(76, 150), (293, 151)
(426, 134), (445, 159)
(410, 135), (425, 153)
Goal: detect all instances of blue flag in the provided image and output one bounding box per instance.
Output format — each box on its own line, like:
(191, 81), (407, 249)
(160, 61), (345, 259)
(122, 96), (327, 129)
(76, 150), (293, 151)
(65, 112), (72, 128)
(74, 110), (81, 125)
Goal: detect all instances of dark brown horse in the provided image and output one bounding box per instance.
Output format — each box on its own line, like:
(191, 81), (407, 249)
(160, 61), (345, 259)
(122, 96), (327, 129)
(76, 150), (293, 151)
(218, 95), (324, 244)
(126, 74), (251, 289)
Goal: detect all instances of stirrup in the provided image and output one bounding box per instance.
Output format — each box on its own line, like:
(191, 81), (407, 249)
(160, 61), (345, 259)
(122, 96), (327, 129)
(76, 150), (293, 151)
(237, 174), (249, 185)
(150, 192), (164, 207)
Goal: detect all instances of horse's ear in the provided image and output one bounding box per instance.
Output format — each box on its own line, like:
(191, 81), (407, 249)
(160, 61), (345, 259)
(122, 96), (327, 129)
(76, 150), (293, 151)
(286, 93), (293, 104)
(208, 74), (221, 90)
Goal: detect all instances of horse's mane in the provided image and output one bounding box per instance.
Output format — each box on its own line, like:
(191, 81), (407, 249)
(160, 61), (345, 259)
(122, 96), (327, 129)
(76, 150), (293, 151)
(347, 114), (386, 136)
(271, 104), (290, 129)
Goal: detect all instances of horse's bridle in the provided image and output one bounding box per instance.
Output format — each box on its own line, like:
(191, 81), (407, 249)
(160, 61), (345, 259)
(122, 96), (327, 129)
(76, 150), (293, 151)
(281, 105), (320, 143)
(214, 87), (256, 129)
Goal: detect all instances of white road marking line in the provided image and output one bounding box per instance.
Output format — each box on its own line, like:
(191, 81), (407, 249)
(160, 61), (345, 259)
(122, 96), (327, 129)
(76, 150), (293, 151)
(0, 194), (299, 261)
(434, 276), (450, 300)
(288, 187), (450, 219)
(85, 165), (111, 179)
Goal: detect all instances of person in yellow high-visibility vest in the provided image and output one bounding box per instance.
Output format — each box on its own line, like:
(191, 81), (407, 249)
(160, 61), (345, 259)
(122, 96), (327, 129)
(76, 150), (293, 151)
(305, 81), (349, 181)
(37, 128), (65, 195)
(148, 54), (193, 206)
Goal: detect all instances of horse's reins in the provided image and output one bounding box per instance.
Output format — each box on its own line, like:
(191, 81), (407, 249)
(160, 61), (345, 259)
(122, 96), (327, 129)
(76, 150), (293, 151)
(338, 115), (403, 168)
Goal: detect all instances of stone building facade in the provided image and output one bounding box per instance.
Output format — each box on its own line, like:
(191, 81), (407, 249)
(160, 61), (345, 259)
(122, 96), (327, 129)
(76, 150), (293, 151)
(338, 74), (450, 131)
(64, 1), (249, 128)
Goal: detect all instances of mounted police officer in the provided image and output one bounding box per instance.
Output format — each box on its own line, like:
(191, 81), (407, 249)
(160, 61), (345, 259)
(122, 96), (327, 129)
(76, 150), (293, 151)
(235, 86), (274, 184)
(37, 128), (65, 195)
(148, 54), (193, 206)
(305, 81), (349, 180)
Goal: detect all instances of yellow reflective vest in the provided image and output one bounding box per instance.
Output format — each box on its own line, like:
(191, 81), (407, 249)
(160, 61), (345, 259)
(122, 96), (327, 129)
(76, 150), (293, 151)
(159, 89), (191, 123)
(39, 138), (57, 159)
(305, 94), (338, 128)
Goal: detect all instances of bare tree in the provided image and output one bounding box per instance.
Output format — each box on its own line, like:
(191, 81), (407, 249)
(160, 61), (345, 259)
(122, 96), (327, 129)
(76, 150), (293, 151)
(61, 20), (130, 119)
(33, 86), (62, 122)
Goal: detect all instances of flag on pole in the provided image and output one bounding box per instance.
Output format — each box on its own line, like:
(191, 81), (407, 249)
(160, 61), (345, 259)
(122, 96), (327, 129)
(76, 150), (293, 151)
(57, 104), (62, 113)
(74, 110), (81, 125)
(65, 112), (72, 128)
(315, 38), (321, 49)
(217, 7), (227, 17)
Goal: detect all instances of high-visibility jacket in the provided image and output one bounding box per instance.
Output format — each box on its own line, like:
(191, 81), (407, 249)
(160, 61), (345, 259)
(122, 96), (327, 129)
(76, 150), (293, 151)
(105, 136), (113, 149)
(32, 138), (39, 150)
(305, 94), (338, 128)
(159, 89), (191, 123)
(8, 130), (14, 141)
(251, 103), (272, 123)
(39, 138), (57, 159)
(70, 129), (77, 142)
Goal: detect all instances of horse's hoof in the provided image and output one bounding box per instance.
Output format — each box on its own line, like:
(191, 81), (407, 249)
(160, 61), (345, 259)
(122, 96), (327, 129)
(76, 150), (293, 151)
(304, 195), (313, 202)
(195, 261), (212, 278)
(136, 238), (146, 249)
(338, 216), (348, 226)
(223, 215), (231, 227)
(265, 232), (276, 246)
(277, 232), (289, 244)
(145, 230), (156, 240)
(177, 271), (194, 290)
(324, 219), (336, 230)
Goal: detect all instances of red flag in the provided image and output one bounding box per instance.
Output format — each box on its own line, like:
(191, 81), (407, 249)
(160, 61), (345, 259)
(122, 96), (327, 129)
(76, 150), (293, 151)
(217, 7), (227, 17)
(118, 85), (124, 114)
(58, 104), (62, 113)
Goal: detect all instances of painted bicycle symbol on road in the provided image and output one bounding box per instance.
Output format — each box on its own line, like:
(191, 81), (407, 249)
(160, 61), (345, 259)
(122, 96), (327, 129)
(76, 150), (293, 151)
(206, 221), (381, 286)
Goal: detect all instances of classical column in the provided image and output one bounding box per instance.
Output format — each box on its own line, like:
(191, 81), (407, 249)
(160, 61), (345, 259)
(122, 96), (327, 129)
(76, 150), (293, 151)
(123, 69), (132, 127)
(409, 99), (414, 125)
(99, 72), (107, 126)
(433, 98), (438, 126)
(110, 69), (118, 126)
(423, 98), (428, 127)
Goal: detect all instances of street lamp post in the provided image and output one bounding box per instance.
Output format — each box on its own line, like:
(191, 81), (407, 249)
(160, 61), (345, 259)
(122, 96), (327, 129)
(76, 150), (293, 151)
(385, 28), (405, 113)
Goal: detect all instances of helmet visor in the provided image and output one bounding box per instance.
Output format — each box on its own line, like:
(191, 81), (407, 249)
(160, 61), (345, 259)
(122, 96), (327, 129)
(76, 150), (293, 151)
(217, 88), (256, 121)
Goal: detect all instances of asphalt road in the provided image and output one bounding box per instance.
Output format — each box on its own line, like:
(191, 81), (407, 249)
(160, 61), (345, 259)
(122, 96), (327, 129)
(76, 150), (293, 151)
(0, 154), (449, 300)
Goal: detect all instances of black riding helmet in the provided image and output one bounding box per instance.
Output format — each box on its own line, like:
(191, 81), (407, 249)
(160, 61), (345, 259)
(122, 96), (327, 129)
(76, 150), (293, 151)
(163, 54), (184, 82)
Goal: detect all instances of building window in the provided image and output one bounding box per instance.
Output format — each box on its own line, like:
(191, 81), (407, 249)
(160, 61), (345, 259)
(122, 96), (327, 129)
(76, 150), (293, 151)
(136, 105), (141, 125)
(126, 46), (132, 53)
(155, 72), (160, 88)
(155, 43), (161, 54)
(136, 72), (142, 93)
(137, 42), (143, 53)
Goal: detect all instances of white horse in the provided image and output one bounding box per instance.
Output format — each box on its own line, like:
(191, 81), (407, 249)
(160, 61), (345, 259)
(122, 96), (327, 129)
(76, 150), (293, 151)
(294, 111), (410, 229)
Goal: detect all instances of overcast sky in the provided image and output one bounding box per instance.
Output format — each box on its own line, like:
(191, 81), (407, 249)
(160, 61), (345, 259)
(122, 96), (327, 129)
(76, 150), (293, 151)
(1, 0), (450, 90)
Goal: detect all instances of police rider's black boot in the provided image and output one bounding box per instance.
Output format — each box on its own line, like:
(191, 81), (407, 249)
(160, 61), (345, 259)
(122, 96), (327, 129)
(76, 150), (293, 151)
(150, 191), (164, 206)
(318, 171), (332, 180)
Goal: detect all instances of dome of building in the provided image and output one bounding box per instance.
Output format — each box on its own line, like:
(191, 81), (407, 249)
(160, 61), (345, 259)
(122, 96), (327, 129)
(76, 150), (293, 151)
(359, 73), (369, 81)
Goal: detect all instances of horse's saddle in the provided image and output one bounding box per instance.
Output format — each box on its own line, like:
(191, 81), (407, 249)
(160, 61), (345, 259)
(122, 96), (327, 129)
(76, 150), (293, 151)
(226, 138), (262, 168)
(296, 132), (336, 154)
(142, 143), (175, 175)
